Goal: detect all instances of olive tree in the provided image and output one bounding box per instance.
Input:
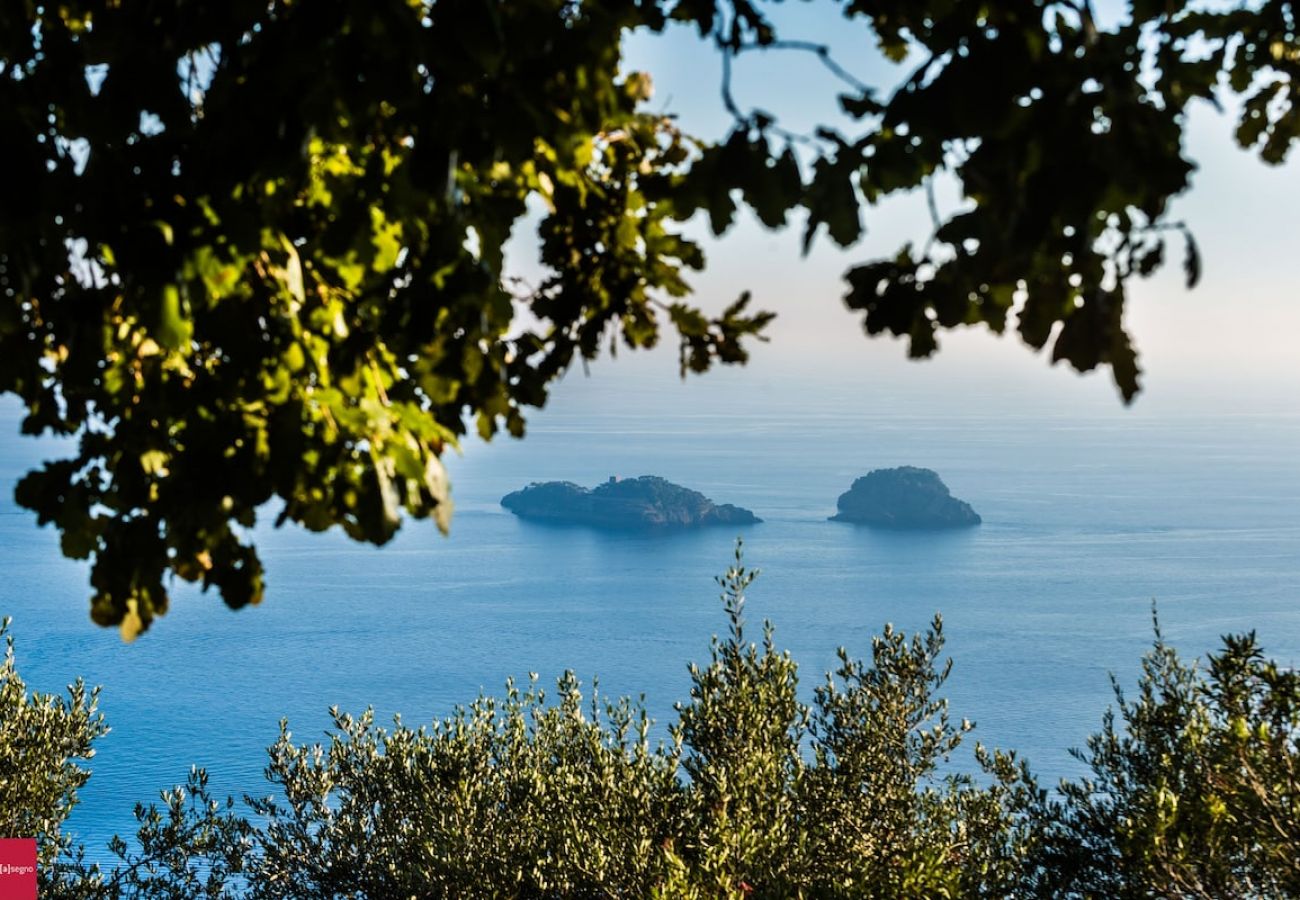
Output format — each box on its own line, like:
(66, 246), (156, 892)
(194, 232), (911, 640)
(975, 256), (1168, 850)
(43, 550), (1042, 898)
(0, 618), (106, 868)
(21, 556), (1300, 896)
(1035, 618), (1300, 898)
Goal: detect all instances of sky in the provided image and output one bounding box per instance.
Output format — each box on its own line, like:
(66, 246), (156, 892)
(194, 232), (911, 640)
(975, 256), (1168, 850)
(514, 3), (1300, 416)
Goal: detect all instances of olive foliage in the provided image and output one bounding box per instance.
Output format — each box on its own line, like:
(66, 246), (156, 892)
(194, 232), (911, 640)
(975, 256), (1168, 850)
(1037, 618), (1300, 898)
(0, 618), (106, 870)
(4, 1), (1298, 632)
(10, 558), (1300, 897)
(41, 553), (1043, 899)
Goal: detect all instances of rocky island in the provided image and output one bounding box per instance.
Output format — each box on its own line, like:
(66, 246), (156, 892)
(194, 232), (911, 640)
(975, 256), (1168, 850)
(830, 467), (981, 528)
(501, 476), (761, 529)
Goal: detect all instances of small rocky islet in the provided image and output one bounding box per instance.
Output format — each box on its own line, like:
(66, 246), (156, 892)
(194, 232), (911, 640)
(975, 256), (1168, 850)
(501, 468), (980, 530)
(500, 476), (761, 529)
(829, 466), (981, 529)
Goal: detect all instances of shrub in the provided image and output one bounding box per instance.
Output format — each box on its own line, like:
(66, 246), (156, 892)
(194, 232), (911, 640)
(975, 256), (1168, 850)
(0, 617), (106, 869)
(17, 553), (1299, 897)
(45, 547), (1040, 897)
(1036, 615), (1300, 898)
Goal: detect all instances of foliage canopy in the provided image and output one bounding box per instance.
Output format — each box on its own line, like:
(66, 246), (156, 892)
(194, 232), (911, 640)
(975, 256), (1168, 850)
(3, 0), (1297, 631)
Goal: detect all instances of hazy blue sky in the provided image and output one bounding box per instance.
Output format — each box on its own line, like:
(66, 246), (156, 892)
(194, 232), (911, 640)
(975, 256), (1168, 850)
(515, 5), (1300, 414)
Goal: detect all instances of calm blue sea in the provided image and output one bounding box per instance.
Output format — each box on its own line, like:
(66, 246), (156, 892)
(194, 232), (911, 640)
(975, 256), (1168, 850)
(4, 365), (1300, 861)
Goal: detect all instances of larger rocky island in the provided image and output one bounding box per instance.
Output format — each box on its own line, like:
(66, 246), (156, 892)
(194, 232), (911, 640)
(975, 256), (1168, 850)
(502, 476), (761, 529)
(830, 467), (981, 528)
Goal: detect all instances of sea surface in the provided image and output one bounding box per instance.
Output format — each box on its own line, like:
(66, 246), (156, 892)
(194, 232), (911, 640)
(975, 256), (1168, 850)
(4, 366), (1300, 861)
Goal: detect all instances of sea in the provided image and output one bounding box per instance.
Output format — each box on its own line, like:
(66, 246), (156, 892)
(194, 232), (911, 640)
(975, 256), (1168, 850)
(4, 359), (1300, 862)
